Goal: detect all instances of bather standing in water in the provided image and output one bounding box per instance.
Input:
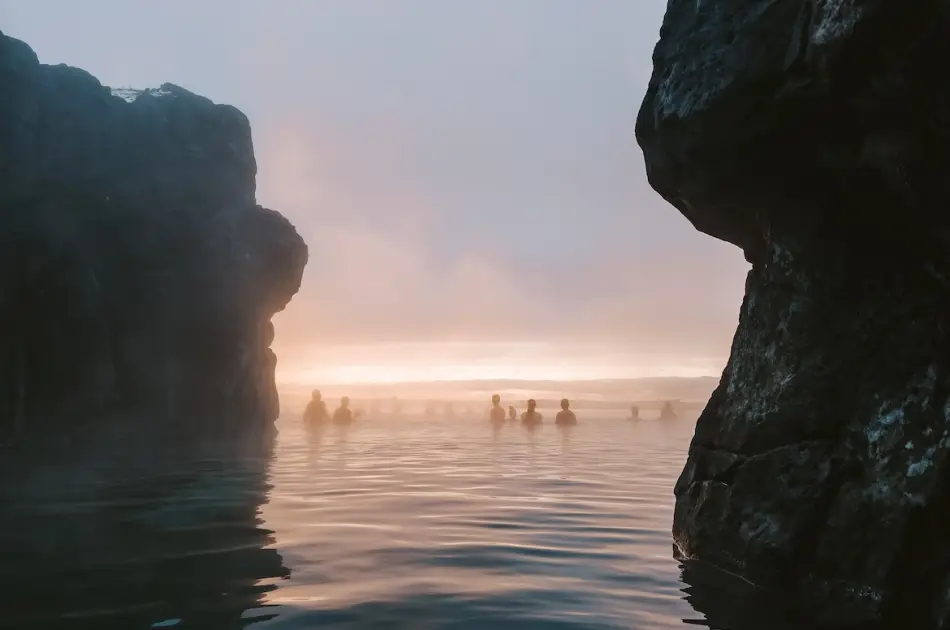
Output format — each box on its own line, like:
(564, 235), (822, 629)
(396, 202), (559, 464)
(333, 396), (359, 425)
(659, 400), (677, 421)
(629, 405), (640, 421)
(521, 399), (543, 426)
(555, 398), (577, 426)
(303, 389), (329, 428)
(489, 394), (506, 424)
(508, 405), (517, 422)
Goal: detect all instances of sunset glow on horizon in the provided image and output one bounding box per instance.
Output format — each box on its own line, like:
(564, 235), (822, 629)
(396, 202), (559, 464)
(6, 3), (750, 390)
(274, 341), (727, 386)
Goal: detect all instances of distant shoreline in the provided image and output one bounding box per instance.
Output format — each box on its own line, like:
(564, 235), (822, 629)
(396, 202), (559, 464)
(279, 376), (718, 409)
(279, 376), (719, 388)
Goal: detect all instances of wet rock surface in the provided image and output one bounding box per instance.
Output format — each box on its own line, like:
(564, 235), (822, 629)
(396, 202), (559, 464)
(0, 32), (307, 440)
(638, 1), (950, 627)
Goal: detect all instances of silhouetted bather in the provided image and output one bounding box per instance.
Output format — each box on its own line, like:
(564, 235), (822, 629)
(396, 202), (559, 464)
(521, 399), (543, 426)
(333, 396), (359, 424)
(508, 406), (517, 422)
(555, 398), (577, 426)
(303, 389), (329, 427)
(490, 394), (506, 424)
(659, 401), (677, 421)
(629, 405), (640, 421)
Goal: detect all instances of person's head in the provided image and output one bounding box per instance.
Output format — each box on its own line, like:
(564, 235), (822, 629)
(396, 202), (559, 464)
(560, 398), (570, 410)
(492, 394), (501, 405)
(527, 399), (536, 411)
(341, 396), (350, 408)
(312, 389), (322, 401)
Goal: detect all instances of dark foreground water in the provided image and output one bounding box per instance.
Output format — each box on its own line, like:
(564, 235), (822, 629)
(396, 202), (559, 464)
(0, 407), (798, 630)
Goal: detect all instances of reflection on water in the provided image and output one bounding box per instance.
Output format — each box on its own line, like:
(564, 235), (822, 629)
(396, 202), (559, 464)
(260, 411), (705, 629)
(0, 427), (287, 630)
(0, 411), (843, 629)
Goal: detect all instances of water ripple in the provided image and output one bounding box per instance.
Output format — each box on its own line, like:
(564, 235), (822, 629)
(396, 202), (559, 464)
(255, 415), (700, 629)
(0, 412), (793, 629)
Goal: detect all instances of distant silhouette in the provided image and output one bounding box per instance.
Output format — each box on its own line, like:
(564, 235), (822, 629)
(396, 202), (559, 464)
(555, 398), (577, 426)
(333, 397), (359, 425)
(629, 405), (640, 421)
(489, 394), (506, 424)
(303, 389), (329, 428)
(659, 401), (678, 421)
(521, 399), (543, 427)
(508, 405), (517, 422)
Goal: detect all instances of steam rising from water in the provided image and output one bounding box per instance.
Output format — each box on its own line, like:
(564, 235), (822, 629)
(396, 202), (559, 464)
(256, 118), (747, 381)
(4, 1), (751, 381)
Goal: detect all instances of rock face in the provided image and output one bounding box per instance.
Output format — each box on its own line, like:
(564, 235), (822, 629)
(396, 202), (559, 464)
(0, 32), (307, 440)
(637, 1), (950, 627)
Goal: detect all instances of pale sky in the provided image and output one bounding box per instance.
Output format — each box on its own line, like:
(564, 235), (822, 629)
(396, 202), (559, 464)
(1, 1), (750, 383)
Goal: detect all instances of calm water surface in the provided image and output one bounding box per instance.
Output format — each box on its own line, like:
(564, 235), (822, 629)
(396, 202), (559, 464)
(264, 412), (697, 629)
(0, 407), (787, 629)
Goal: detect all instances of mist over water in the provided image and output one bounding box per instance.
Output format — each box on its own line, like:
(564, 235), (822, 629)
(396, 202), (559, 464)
(0, 387), (806, 630)
(281, 375), (719, 412)
(0, 4), (767, 628)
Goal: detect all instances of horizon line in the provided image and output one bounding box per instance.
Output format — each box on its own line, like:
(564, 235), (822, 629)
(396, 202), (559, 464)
(277, 374), (722, 387)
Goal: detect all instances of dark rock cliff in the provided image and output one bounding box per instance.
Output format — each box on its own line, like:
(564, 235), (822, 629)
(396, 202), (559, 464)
(0, 32), (307, 441)
(637, 1), (950, 627)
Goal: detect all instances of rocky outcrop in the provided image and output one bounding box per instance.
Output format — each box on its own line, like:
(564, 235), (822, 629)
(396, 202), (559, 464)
(637, 1), (950, 627)
(0, 32), (307, 441)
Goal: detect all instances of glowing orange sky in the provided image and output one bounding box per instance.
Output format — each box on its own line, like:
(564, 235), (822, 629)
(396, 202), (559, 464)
(274, 341), (727, 385)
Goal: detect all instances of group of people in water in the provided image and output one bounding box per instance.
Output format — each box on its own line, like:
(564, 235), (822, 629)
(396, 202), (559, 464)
(302, 389), (579, 428)
(302, 389), (678, 429)
(486, 394), (577, 427)
(302, 390), (360, 427)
